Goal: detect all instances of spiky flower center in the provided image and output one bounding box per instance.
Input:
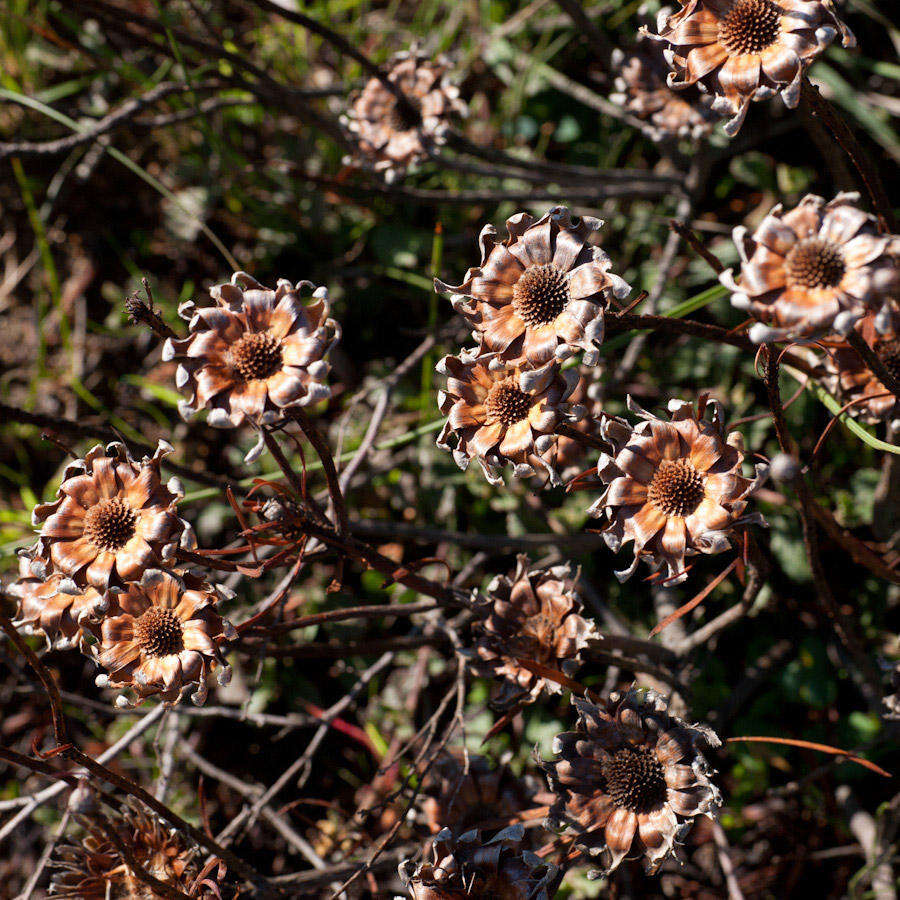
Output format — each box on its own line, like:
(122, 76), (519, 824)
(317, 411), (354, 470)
(601, 745), (668, 813)
(648, 459), (705, 517)
(512, 264), (571, 328)
(718, 0), (782, 55)
(229, 331), (283, 381)
(875, 338), (900, 384)
(785, 238), (846, 290)
(485, 381), (533, 427)
(134, 607), (183, 657)
(83, 498), (137, 551)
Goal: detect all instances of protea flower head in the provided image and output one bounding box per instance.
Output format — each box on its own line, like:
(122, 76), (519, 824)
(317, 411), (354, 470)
(471, 556), (599, 709)
(342, 47), (466, 180)
(163, 271), (340, 428)
(9, 556), (107, 650)
(589, 397), (766, 585)
(399, 825), (559, 900)
(94, 569), (233, 706)
(436, 348), (580, 486)
(28, 441), (193, 592)
(820, 310), (900, 425)
(540, 690), (722, 873)
(50, 800), (218, 897)
(645, 0), (855, 135)
(721, 193), (900, 342)
(435, 207), (630, 367)
(610, 35), (719, 141)
(422, 749), (550, 836)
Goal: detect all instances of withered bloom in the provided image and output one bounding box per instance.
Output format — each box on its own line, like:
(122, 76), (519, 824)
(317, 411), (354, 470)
(164, 271), (340, 428)
(10, 557), (106, 650)
(540, 691), (722, 873)
(436, 349), (579, 486)
(94, 569), (232, 706)
(400, 826), (559, 900)
(343, 48), (466, 179)
(822, 311), (900, 424)
(422, 749), (548, 835)
(610, 42), (719, 141)
(435, 207), (630, 367)
(471, 557), (599, 709)
(646, 0), (855, 135)
(29, 442), (192, 592)
(50, 801), (216, 897)
(589, 398), (765, 584)
(722, 193), (900, 341)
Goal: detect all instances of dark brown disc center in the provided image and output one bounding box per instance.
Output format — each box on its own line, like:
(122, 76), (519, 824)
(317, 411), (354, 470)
(785, 238), (846, 290)
(718, 0), (782, 55)
(512, 264), (571, 328)
(83, 498), (137, 551)
(647, 459), (705, 517)
(134, 607), (183, 657)
(601, 745), (668, 814)
(229, 331), (283, 381)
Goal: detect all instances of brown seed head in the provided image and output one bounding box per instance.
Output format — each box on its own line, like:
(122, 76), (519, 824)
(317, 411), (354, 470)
(785, 238), (846, 289)
(83, 499), (137, 551)
(601, 746), (668, 813)
(512, 263), (571, 327)
(134, 607), (183, 657)
(228, 331), (283, 381)
(484, 381), (533, 426)
(647, 459), (705, 517)
(718, 0), (782, 54)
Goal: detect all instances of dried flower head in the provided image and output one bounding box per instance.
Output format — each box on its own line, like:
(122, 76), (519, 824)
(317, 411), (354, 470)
(9, 556), (107, 650)
(421, 749), (548, 836)
(343, 48), (465, 179)
(820, 312), (900, 424)
(471, 557), (599, 709)
(722, 193), (900, 341)
(50, 801), (217, 897)
(435, 207), (630, 367)
(399, 825), (559, 900)
(163, 271), (340, 428)
(610, 40), (719, 141)
(436, 349), (579, 486)
(646, 0), (855, 135)
(29, 442), (192, 592)
(94, 569), (232, 706)
(589, 397), (765, 584)
(540, 690), (722, 873)
(720, 193), (900, 343)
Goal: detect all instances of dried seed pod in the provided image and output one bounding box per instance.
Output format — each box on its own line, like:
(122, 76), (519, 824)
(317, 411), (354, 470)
(28, 441), (192, 591)
(163, 271), (340, 427)
(435, 207), (629, 367)
(471, 557), (598, 709)
(645, 0), (855, 135)
(540, 690), (722, 873)
(589, 397), (766, 584)
(721, 193), (900, 341)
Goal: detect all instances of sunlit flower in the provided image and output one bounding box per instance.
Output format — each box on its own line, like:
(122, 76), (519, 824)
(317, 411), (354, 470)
(9, 556), (107, 650)
(94, 569), (232, 706)
(435, 207), (630, 367)
(722, 193), (900, 341)
(164, 271), (340, 428)
(399, 825), (559, 900)
(343, 48), (466, 179)
(589, 397), (765, 584)
(29, 442), (192, 592)
(646, 0), (855, 135)
(821, 310), (900, 424)
(436, 349), (579, 486)
(50, 800), (218, 897)
(610, 41), (719, 140)
(471, 557), (598, 709)
(540, 690), (722, 873)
